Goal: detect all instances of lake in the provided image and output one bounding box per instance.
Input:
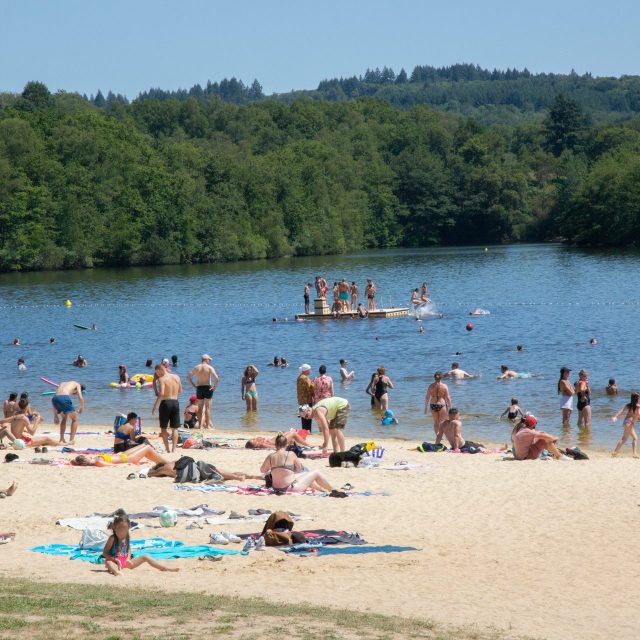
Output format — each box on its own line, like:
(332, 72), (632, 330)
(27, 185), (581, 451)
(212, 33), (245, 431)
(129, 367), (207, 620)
(1, 244), (637, 450)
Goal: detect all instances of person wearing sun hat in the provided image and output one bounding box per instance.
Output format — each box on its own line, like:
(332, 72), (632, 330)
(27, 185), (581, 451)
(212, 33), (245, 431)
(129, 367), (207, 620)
(296, 364), (315, 431)
(186, 355), (218, 429)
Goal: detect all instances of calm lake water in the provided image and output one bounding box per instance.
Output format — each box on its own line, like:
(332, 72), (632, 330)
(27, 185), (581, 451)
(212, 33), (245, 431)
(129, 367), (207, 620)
(1, 244), (638, 449)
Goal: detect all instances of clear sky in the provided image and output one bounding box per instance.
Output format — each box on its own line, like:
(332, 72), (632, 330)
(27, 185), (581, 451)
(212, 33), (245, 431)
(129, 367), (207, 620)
(1, 0), (638, 98)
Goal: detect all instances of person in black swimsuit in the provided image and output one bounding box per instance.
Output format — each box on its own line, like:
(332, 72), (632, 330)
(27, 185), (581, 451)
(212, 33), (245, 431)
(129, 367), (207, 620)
(575, 369), (592, 429)
(304, 283), (311, 314)
(113, 412), (149, 453)
(372, 366), (394, 411)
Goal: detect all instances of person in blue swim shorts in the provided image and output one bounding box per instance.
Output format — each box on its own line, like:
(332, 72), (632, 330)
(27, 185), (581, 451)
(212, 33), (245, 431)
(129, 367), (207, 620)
(51, 380), (85, 445)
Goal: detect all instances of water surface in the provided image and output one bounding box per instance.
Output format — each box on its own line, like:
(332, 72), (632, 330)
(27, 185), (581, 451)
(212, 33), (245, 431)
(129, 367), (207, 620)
(1, 244), (637, 449)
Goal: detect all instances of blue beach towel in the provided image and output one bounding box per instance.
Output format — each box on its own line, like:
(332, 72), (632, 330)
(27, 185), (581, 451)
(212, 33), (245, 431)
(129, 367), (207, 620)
(31, 537), (245, 562)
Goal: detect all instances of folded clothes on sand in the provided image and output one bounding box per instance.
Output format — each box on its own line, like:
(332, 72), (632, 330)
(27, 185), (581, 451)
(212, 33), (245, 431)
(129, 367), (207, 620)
(32, 538), (245, 562)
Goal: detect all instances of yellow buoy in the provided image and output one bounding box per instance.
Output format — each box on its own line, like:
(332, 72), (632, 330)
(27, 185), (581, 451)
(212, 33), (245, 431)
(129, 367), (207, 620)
(65, 299), (72, 307)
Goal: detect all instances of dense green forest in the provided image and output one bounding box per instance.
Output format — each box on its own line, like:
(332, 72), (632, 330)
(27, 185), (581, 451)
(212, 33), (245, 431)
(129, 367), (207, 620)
(135, 64), (640, 126)
(0, 73), (639, 272)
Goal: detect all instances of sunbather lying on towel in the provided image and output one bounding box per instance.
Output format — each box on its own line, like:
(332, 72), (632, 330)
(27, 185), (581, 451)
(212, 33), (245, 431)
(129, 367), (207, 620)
(71, 443), (168, 467)
(245, 431), (308, 449)
(148, 455), (263, 483)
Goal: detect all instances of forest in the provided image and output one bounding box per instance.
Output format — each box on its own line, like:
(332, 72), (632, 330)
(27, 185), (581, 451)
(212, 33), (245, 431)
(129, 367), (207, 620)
(0, 70), (639, 271)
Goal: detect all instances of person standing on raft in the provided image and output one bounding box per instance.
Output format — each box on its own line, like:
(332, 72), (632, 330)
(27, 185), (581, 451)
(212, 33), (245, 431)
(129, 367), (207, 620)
(52, 380), (85, 445)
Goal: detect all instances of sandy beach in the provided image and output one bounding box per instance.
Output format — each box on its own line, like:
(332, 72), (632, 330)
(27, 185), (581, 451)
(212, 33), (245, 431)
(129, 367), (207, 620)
(1, 425), (638, 640)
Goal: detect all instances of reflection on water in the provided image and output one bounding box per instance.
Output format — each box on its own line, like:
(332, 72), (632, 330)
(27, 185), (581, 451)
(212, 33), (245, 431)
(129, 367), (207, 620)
(1, 244), (639, 450)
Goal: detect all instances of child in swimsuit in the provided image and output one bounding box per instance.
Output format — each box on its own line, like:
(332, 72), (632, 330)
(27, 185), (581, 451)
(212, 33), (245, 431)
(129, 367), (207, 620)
(103, 513), (179, 576)
(500, 397), (524, 426)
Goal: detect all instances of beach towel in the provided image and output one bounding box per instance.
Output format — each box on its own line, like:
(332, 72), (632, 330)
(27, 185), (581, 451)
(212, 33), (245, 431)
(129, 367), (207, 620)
(175, 484), (389, 497)
(284, 544), (418, 556)
(32, 538), (245, 562)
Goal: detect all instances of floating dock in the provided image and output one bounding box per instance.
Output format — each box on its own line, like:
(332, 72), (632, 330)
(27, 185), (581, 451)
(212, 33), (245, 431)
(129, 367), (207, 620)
(295, 298), (409, 320)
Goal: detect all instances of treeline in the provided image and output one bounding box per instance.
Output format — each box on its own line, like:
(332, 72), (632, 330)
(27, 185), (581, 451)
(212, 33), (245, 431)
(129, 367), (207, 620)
(124, 64), (640, 126)
(0, 81), (639, 272)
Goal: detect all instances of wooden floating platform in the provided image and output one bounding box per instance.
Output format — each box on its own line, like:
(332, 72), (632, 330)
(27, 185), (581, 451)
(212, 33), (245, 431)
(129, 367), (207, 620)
(295, 307), (409, 320)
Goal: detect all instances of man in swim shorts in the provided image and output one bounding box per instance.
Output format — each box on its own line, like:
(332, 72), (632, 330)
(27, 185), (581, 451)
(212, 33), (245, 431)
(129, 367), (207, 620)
(152, 364), (182, 453)
(187, 355), (219, 429)
(52, 380), (85, 445)
(365, 278), (376, 311)
(304, 282), (312, 314)
(497, 365), (518, 380)
(299, 396), (350, 454)
(338, 279), (350, 311)
(436, 408), (484, 452)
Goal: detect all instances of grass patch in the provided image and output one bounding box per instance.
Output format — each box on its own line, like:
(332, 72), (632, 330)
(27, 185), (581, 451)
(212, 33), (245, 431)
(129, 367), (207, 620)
(0, 578), (532, 639)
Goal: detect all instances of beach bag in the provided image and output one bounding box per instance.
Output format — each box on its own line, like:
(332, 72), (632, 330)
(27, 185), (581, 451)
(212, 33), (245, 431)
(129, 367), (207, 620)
(286, 443), (305, 458)
(417, 442), (447, 453)
(262, 511), (294, 546)
(174, 456), (223, 483)
(329, 450), (363, 467)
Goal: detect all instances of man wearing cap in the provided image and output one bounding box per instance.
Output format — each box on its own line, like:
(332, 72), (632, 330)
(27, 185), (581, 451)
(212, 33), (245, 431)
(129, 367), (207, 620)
(187, 355), (219, 429)
(513, 415), (565, 460)
(298, 396), (350, 454)
(297, 364), (315, 431)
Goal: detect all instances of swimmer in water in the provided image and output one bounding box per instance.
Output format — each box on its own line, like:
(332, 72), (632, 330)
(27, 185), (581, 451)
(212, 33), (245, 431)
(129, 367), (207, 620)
(49, 337), (56, 345)
(590, 338), (598, 345)
(497, 365), (518, 380)
(444, 362), (475, 380)
(611, 392), (640, 458)
(12, 338), (20, 346)
(17, 358), (26, 371)
(516, 344), (523, 352)
(606, 379), (619, 396)
(418, 326), (425, 333)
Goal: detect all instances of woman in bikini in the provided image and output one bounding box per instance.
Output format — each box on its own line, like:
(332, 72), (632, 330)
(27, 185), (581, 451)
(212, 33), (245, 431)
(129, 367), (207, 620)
(611, 392), (640, 458)
(241, 364), (259, 411)
(245, 431), (308, 449)
(71, 443), (168, 467)
(425, 372), (452, 438)
(575, 369), (591, 429)
(259, 433), (345, 496)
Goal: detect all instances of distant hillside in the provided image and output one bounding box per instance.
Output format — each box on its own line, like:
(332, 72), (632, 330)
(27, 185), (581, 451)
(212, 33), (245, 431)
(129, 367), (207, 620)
(129, 64), (640, 125)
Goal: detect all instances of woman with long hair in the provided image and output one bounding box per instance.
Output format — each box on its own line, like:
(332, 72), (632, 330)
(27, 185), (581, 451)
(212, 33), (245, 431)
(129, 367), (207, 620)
(241, 364), (259, 411)
(611, 392), (640, 458)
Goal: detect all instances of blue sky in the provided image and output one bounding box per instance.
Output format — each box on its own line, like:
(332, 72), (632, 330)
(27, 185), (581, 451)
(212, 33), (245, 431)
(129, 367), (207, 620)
(1, 0), (638, 97)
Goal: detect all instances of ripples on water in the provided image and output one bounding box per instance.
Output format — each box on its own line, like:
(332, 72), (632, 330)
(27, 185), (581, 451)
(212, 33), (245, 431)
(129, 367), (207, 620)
(1, 244), (638, 449)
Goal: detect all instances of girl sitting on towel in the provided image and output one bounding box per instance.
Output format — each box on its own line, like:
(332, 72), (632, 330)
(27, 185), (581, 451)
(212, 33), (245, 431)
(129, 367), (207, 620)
(71, 443), (168, 467)
(103, 513), (179, 576)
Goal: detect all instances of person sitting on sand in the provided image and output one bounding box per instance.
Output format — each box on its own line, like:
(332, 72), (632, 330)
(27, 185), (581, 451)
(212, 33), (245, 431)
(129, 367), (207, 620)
(20, 393), (41, 432)
(71, 443), (168, 467)
(606, 379), (619, 396)
(52, 380), (85, 445)
(245, 431), (308, 449)
(0, 481), (17, 499)
(611, 392), (640, 458)
(0, 400), (59, 448)
(436, 408), (484, 452)
(444, 362), (475, 380)
(512, 415), (565, 460)
(3, 393), (17, 418)
(113, 412), (148, 453)
(104, 513), (178, 576)
(147, 457), (263, 483)
(500, 397), (525, 426)
(497, 365), (518, 380)
(260, 433), (346, 497)
(183, 395), (199, 429)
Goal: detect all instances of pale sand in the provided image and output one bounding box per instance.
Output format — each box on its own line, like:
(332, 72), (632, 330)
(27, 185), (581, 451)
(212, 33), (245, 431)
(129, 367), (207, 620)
(1, 425), (638, 640)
